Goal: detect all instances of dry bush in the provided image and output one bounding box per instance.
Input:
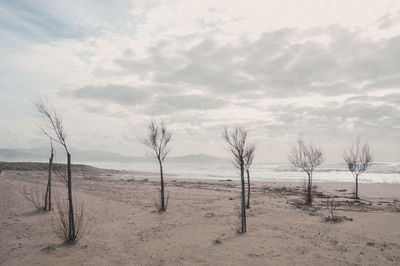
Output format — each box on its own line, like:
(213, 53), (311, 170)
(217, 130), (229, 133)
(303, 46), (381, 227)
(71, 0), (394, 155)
(325, 199), (342, 223)
(394, 200), (400, 212)
(51, 193), (90, 243)
(153, 191), (169, 212)
(22, 185), (45, 210)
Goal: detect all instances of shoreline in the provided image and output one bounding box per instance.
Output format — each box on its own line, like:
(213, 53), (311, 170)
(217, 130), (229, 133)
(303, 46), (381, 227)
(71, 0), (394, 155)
(2, 160), (400, 184)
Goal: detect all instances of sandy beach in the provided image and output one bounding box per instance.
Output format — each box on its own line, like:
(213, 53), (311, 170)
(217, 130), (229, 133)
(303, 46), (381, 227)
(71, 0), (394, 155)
(1, 164), (399, 265)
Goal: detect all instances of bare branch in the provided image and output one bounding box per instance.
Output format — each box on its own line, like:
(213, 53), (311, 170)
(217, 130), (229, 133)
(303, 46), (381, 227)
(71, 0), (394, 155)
(35, 99), (68, 153)
(142, 121), (172, 162)
(244, 144), (255, 171)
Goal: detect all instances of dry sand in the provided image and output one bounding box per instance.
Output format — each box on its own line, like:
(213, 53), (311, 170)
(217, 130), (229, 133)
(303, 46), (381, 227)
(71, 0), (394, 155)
(0, 165), (399, 265)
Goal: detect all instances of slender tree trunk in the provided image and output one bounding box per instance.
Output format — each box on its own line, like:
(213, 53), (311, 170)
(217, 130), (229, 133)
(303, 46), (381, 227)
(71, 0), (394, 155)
(44, 149), (54, 211)
(240, 161), (246, 233)
(158, 159), (165, 211)
(67, 152), (75, 240)
(246, 169), (251, 209)
(355, 175), (359, 199)
(307, 173), (312, 205)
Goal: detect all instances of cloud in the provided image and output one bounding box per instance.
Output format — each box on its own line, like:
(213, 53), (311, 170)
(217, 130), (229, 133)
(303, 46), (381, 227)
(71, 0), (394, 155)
(113, 25), (400, 98)
(376, 11), (400, 29)
(72, 85), (149, 106)
(147, 94), (227, 114)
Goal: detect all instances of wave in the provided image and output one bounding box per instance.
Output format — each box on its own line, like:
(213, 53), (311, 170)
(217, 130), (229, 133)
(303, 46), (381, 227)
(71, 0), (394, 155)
(86, 161), (400, 184)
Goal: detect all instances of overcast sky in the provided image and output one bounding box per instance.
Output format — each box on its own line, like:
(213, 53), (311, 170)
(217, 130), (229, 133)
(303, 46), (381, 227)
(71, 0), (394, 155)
(1, 0), (400, 163)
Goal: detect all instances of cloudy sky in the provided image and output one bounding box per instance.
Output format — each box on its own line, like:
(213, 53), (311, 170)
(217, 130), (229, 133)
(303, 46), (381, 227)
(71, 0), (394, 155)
(1, 0), (400, 163)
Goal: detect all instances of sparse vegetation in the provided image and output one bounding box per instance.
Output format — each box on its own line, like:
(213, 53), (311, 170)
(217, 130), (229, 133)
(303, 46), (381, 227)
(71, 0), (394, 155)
(343, 139), (373, 199)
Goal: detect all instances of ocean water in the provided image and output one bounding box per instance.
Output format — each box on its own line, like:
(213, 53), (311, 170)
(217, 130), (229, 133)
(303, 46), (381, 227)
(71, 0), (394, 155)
(86, 161), (400, 184)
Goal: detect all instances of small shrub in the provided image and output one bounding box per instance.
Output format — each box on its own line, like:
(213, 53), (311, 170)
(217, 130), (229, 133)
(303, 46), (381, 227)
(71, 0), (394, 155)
(325, 199), (342, 223)
(22, 185), (44, 210)
(213, 238), (222, 245)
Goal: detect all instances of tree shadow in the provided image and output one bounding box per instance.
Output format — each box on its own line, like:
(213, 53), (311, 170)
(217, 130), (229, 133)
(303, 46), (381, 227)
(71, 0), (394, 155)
(21, 209), (46, 217)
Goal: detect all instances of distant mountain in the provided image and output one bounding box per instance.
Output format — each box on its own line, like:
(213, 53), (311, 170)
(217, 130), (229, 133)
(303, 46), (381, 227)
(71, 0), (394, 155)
(0, 147), (144, 163)
(166, 154), (228, 164)
(0, 148), (227, 164)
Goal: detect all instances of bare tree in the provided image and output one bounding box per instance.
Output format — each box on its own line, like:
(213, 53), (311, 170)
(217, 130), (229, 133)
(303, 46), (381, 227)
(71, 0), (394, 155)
(223, 127), (252, 233)
(35, 100), (76, 242)
(244, 144), (255, 209)
(343, 139), (373, 199)
(44, 138), (54, 211)
(289, 138), (324, 205)
(142, 121), (172, 212)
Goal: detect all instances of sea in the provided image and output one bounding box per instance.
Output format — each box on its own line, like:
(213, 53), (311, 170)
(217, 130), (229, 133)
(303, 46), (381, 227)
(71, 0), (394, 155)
(86, 161), (400, 184)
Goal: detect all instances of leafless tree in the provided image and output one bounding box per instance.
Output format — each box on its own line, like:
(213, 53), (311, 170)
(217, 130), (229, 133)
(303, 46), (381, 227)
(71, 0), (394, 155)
(223, 127), (252, 233)
(44, 138), (54, 211)
(289, 138), (324, 205)
(142, 121), (172, 212)
(343, 139), (373, 199)
(244, 144), (255, 209)
(36, 99), (76, 242)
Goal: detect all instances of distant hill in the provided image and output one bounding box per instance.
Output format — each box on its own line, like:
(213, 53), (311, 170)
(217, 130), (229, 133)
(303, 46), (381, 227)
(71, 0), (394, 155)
(166, 154), (228, 164)
(0, 147), (227, 164)
(0, 147), (140, 163)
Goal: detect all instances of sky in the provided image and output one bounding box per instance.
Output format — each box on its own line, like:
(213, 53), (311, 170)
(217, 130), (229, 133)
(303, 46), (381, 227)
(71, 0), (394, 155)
(0, 0), (400, 163)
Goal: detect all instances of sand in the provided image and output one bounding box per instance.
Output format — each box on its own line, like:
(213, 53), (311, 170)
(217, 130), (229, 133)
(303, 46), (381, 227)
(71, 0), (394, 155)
(0, 165), (399, 265)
